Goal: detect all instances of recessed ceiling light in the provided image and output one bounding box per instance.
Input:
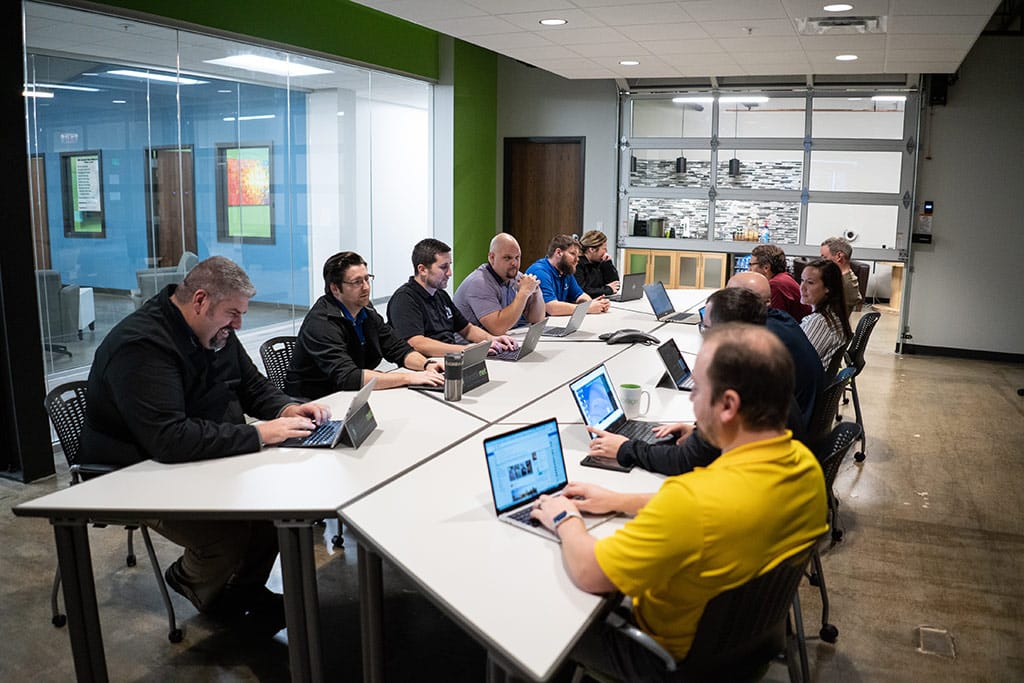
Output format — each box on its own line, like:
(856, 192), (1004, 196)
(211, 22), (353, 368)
(217, 89), (232, 93)
(619, 60), (640, 66)
(872, 95), (906, 102)
(205, 55), (332, 77)
(107, 69), (207, 85)
(823, 3), (853, 11)
(539, 18), (567, 26)
(22, 90), (54, 98)
(835, 54), (858, 61)
(112, 99), (127, 104)
(672, 96), (715, 104)
(26, 83), (100, 93)
(223, 114), (276, 122)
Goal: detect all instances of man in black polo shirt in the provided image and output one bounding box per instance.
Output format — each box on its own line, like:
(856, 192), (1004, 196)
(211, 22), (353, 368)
(286, 251), (445, 397)
(387, 238), (516, 357)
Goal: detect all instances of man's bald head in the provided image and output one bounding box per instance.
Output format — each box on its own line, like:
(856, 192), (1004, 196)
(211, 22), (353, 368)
(727, 271), (771, 305)
(488, 232), (523, 280)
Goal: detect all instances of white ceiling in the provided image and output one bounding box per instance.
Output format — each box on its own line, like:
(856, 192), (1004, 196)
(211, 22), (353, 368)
(351, 0), (1003, 81)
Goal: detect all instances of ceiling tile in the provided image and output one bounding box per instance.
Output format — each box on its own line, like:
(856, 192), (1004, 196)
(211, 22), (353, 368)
(892, 0), (1002, 16)
(682, 0), (790, 22)
(498, 8), (605, 31)
(505, 44), (581, 60)
(883, 60), (963, 73)
(431, 15), (523, 36)
(715, 35), (805, 51)
(798, 34), (888, 51)
(887, 33), (977, 50)
(661, 52), (741, 69)
(701, 19), (798, 38)
(571, 0), (670, 7)
(465, 0), (574, 12)
(639, 38), (723, 55)
(539, 26), (634, 45)
(887, 15), (991, 34)
(369, 0), (487, 21)
(586, 3), (695, 26)
(615, 22), (712, 41)
(569, 41), (652, 57)
(471, 32), (556, 50)
(732, 50), (812, 65)
(780, 0), (890, 18)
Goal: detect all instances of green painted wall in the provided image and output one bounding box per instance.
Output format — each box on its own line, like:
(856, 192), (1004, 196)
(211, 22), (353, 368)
(452, 40), (497, 285)
(95, 0), (438, 79)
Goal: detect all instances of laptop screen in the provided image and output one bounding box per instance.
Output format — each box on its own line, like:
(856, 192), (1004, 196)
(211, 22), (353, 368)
(569, 365), (625, 432)
(657, 338), (692, 387)
(643, 282), (674, 317)
(484, 418), (568, 515)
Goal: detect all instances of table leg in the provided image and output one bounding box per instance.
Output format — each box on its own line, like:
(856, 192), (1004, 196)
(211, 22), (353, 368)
(53, 518), (108, 682)
(357, 543), (384, 683)
(276, 521), (324, 683)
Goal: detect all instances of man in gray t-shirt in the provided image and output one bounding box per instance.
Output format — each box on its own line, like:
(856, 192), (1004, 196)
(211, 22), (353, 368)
(453, 233), (546, 335)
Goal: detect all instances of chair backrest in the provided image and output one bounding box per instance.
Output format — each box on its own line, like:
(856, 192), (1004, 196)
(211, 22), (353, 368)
(846, 311), (881, 374)
(817, 422), (863, 489)
(260, 336), (297, 392)
(850, 260), (870, 305)
(823, 335), (850, 385)
(806, 366), (856, 451)
(43, 381), (89, 468)
(680, 548), (813, 679)
(177, 251), (199, 274)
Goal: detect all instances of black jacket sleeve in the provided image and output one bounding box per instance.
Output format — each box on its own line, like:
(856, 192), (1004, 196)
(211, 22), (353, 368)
(616, 429), (721, 476)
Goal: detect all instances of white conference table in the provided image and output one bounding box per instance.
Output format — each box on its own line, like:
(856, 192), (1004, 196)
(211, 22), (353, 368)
(610, 287), (713, 317)
(13, 388), (486, 683)
(533, 304), (666, 342)
(341, 421), (669, 682)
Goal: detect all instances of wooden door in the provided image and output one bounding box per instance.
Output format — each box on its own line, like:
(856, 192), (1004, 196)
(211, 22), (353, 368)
(28, 155), (50, 269)
(503, 137), (585, 265)
(145, 147), (197, 267)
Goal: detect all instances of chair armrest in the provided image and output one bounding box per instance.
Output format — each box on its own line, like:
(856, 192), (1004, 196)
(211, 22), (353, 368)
(70, 463), (118, 483)
(605, 610), (678, 672)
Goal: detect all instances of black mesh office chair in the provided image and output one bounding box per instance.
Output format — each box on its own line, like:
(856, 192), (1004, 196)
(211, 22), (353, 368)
(44, 381), (182, 643)
(804, 421), (863, 645)
(259, 336), (297, 393)
(806, 367), (855, 451)
(840, 312), (880, 462)
(586, 547), (816, 682)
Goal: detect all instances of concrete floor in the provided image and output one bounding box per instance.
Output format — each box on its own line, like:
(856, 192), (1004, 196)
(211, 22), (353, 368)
(2, 307), (1022, 682)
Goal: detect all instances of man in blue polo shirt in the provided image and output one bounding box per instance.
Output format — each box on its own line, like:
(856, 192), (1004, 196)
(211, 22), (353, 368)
(388, 238), (516, 358)
(525, 234), (610, 316)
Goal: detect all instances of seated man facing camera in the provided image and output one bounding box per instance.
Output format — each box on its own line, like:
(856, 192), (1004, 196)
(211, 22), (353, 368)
(286, 251), (444, 397)
(530, 324), (826, 679)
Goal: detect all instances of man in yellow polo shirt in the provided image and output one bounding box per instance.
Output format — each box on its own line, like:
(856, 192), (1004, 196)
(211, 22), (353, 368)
(531, 324), (827, 679)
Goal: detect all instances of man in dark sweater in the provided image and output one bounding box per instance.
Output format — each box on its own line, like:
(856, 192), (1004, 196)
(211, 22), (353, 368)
(287, 251), (444, 396)
(80, 256), (329, 634)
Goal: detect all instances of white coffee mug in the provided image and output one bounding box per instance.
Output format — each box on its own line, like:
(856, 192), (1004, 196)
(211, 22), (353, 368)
(620, 384), (650, 419)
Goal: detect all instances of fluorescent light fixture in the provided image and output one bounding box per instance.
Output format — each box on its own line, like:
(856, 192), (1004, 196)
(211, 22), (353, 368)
(27, 83), (100, 93)
(539, 18), (567, 26)
(835, 54), (858, 61)
(823, 3), (853, 11)
(23, 90), (54, 98)
(217, 89), (232, 93)
(112, 99), (127, 104)
(337, 111), (345, 116)
(619, 60), (640, 66)
(720, 95), (770, 103)
(672, 96), (715, 104)
(222, 114), (276, 122)
(205, 55), (331, 77)
(871, 95), (906, 102)
(107, 69), (207, 85)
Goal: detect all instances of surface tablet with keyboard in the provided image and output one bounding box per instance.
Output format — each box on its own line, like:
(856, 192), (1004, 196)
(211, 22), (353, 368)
(281, 378), (377, 448)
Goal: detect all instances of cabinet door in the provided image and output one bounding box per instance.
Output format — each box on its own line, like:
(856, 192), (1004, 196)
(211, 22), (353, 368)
(700, 253), (727, 289)
(650, 250), (677, 287)
(623, 249), (650, 281)
(675, 252), (700, 288)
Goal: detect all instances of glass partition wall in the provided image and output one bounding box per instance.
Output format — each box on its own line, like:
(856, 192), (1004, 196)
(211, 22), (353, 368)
(620, 89), (919, 258)
(24, 2), (433, 383)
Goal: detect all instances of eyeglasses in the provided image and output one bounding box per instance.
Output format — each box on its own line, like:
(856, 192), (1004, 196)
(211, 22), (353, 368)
(343, 274), (374, 287)
(748, 260), (761, 267)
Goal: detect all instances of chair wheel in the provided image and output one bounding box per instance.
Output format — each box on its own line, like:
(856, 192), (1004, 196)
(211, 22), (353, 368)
(831, 528), (844, 543)
(820, 624), (839, 643)
(808, 572), (821, 587)
(52, 614), (67, 628)
(169, 628), (184, 643)
(854, 451), (866, 462)
(331, 534), (343, 548)
(126, 554), (137, 567)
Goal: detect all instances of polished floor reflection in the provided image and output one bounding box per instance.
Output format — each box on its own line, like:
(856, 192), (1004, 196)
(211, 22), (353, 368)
(3, 307), (1023, 681)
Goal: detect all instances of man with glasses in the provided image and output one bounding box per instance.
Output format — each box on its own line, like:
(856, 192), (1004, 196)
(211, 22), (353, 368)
(748, 244), (809, 322)
(452, 232), (546, 335)
(286, 251), (444, 397)
(387, 238), (516, 357)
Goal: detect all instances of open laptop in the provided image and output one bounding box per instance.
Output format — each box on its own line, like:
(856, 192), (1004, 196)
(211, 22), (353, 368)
(408, 340), (491, 393)
(569, 365), (668, 445)
(542, 301), (588, 337)
(492, 319), (545, 362)
(643, 281), (701, 324)
(483, 418), (614, 542)
(606, 272), (645, 302)
(281, 377), (378, 448)
(655, 338), (695, 391)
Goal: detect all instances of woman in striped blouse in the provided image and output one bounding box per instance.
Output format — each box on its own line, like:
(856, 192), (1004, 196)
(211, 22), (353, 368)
(799, 258), (852, 371)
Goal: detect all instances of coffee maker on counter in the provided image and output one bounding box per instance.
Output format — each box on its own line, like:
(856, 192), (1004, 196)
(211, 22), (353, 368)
(632, 214), (648, 236)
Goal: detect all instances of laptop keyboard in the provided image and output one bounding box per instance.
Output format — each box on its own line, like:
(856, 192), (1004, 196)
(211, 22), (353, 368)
(492, 347), (521, 361)
(508, 506), (541, 527)
(542, 325), (568, 336)
(616, 420), (662, 443)
(300, 420), (342, 446)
